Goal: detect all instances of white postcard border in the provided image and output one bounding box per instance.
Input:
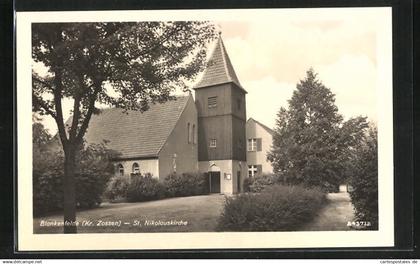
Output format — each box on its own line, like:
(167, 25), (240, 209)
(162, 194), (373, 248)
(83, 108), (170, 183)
(16, 8), (394, 251)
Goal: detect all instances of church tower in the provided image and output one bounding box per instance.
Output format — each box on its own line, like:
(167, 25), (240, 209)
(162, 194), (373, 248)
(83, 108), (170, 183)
(194, 36), (247, 194)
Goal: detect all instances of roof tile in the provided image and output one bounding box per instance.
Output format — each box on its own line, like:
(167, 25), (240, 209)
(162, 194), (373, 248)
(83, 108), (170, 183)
(194, 36), (246, 92)
(83, 96), (190, 159)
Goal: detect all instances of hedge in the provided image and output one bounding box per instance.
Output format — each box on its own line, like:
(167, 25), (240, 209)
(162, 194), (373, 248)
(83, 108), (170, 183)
(248, 173), (281, 193)
(217, 184), (326, 231)
(164, 172), (208, 197)
(126, 173), (165, 202)
(104, 176), (130, 202)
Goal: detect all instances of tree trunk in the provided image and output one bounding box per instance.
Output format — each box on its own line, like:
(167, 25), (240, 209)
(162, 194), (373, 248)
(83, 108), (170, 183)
(63, 144), (77, 233)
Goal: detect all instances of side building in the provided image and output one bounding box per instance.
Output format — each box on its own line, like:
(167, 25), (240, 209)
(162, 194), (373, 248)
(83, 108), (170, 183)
(246, 117), (274, 177)
(84, 94), (198, 180)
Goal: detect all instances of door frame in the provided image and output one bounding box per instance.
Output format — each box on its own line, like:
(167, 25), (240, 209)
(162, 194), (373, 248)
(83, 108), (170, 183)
(209, 171), (221, 193)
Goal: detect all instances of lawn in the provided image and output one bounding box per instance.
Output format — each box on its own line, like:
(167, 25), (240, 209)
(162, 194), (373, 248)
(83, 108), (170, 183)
(34, 194), (226, 233)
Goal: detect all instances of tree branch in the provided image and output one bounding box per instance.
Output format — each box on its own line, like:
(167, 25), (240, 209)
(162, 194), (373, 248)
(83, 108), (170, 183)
(52, 70), (69, 147)
(75, 84), (101, 144)
(68, 76), (83, 141)
(33, 75), (54, 91)
(32, 94), (57, 119)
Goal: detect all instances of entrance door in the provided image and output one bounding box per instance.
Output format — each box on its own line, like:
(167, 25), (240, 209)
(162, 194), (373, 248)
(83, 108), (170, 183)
(209, 171), (221, 193)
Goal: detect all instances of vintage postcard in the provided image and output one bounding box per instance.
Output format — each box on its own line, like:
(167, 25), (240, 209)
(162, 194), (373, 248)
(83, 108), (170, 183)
(16, 8), (394, 251)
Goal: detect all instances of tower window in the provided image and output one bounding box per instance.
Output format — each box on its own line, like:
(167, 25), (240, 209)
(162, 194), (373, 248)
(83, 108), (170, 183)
(208, 96), (217, 108)
(209, 139), (217, 148)
(237, 98), (241, 110)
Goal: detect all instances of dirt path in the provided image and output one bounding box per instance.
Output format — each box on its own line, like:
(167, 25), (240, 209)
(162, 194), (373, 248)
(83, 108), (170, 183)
(301, 191), (355, 231)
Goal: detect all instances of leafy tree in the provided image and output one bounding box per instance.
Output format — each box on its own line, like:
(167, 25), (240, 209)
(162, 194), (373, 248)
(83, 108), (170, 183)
(348, 125), (378, 229)
(32, 22), (216, 232)
(267, 69), (368, 191)
(33, 121), (51, 154)
(33, 121), (116, 216)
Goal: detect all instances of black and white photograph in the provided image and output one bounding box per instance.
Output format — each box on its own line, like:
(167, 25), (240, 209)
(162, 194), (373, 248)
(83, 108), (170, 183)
(16, 8), (394, 250)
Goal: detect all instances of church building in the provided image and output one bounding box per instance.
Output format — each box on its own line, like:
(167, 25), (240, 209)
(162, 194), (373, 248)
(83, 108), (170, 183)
(84, 36), (248, 195)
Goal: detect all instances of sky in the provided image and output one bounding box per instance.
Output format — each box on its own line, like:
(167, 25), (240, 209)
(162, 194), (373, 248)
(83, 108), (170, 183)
(36, 9), (388, 133)
(215, 17), (380, 129)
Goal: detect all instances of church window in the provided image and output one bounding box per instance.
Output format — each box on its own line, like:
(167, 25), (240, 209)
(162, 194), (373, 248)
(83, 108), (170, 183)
(208, 96), (217, 108)
(209, 139), (217, 148)
(192, 124), (196, 144)
(237, 98), (241, 110)
(132, 163), (140, 174)
(187, 123), (191, 143)
(117, 164), (124, 177)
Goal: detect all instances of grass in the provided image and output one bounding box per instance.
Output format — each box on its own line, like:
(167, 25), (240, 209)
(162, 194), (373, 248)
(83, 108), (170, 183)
(34, 194), (225, 233)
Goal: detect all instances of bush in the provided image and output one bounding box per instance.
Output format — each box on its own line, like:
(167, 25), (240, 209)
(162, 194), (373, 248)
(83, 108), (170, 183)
(349, 127), (378, 230)
(217, 184), (326, 231)
(249, 173), (281, 193)
(242, 177), (254, 193)
(164, 172), (208, 197)
(33, 157), (64, 216)
(33, 140), (115, 216)
(104, 176), (130, 202)
(126, 173), (165, 202)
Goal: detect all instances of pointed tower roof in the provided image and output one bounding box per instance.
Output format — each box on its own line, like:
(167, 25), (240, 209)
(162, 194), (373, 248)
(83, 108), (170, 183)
(194, 36), (247, 93)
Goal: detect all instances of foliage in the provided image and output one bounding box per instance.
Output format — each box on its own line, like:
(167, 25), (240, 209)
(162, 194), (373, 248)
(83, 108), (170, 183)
(32, 22), (217, 231)
(242, 177), (254, 193)
(248, 173), (281, 193)
(164, 172), (208, 197)
(33, 122), (115, 216)
(126, 174), (165, 202)
(267, 68), (369, 191)
(217, 184), (326, 231)
(104, 176), (130, 202)
(348, 126), (378, 229)
(33, 149), (64, 216)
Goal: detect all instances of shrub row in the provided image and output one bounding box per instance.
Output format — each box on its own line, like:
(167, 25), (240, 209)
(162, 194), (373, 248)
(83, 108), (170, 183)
(217, 184), (326, 231)
(104, 172), (209, 203)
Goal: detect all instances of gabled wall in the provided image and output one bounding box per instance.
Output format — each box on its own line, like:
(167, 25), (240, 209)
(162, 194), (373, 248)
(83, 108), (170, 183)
(158, 95), (198, 179)
(246, 119), (274, 175)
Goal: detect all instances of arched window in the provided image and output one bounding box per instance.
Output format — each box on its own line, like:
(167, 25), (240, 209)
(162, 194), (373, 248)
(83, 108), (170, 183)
(187, 123), (191, 143)
(117, 164), (124, 177)
(192, 124), (196, 144)
(132, 162), (140, 174)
